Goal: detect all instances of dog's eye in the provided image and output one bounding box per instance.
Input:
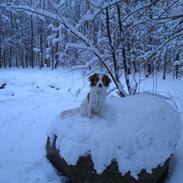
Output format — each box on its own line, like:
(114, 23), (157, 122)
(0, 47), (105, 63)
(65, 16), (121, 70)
(94, 77), (99, 85)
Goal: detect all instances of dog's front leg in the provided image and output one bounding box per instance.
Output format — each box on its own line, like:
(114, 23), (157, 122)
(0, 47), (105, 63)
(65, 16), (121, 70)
(98, 100), (105, 118)
(87, 103), (93, 118)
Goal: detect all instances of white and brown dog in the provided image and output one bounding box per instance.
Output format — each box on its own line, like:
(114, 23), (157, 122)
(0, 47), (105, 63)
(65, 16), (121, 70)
(60, 73), (111, 119)
(80, 73), (111, 118)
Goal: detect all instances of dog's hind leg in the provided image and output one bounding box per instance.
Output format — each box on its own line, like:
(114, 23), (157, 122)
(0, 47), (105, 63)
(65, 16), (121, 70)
(60, 108), (80, 119)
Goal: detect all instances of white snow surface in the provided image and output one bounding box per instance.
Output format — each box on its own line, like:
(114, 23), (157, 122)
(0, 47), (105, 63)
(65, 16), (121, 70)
(48, 94), (181, 179)
(0, 68), (183, 183)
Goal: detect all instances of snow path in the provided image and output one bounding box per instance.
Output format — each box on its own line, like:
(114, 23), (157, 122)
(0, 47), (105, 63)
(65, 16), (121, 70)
(0, 69), (182, 183)
(0, 69), (84, 183)
(0, 98), (63, 183)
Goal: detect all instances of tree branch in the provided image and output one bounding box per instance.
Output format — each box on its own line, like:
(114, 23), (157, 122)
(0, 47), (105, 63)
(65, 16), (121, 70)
(147, 29), (183, 60)
(121, 0), (161, 23)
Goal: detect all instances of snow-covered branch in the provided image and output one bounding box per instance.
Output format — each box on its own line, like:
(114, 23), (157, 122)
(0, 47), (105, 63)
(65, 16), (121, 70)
(121, 0), (161, 23)
(0, 4), (63, 24)
(147, 30), (183, 60)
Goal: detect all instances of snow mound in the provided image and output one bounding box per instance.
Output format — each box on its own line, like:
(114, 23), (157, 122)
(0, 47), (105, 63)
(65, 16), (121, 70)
(48, 94), (181, 179)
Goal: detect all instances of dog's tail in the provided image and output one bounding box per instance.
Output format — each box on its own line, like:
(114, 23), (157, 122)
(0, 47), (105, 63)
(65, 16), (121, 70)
(60, 108), (80, 119)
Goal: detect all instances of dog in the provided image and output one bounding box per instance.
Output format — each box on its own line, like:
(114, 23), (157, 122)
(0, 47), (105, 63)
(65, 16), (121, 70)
(80, 73), (111, 118)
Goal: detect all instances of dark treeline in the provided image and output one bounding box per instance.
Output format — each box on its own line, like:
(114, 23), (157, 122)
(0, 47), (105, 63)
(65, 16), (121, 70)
(0, 0), (183, 81)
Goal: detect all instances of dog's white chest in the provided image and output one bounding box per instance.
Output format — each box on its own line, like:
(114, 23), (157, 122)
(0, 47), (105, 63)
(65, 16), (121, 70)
(79, 89), (107, 118)
(90, 90), (106, 113)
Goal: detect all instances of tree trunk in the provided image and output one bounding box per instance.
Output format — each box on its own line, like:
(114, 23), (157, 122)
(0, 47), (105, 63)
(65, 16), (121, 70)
(105, 7), (118, 81)
(25, 51), (29, 68)
(54, 24), (59, 68)
(116, 4), (135, 95)
(9, 11), (13, 68)
(162, 50), (168, 80)
(0, 45), (2, 68)
(173, 64), (179, 79)
(30, 15), (34, 68)
(9, 46), (12, 68)
(40, 32), (44, 69)
(4, 50), (7, 68)
(15, 55), (18, 68)
(122, 46), (131, 94)
(28, 0), (34, 68)
(174, 52), (180, 79)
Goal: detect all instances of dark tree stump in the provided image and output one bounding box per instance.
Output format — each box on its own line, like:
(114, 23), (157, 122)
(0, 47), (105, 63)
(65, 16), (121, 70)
(46, 136), (170, 183)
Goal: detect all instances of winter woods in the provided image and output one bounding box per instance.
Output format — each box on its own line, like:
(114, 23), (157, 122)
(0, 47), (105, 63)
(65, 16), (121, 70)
(0, 0), (183, 94)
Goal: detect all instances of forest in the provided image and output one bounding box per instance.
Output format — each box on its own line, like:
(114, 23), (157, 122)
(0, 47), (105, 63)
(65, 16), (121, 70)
(0, 2), (183, 70)
(0, 0), (183, 95)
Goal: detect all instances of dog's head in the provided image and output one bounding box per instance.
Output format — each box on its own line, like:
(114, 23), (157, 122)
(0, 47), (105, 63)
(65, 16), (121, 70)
(89, 73), (111, 89)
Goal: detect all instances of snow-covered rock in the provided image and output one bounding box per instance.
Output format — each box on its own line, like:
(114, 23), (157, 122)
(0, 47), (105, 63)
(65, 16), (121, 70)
(47, 94), (181, 180)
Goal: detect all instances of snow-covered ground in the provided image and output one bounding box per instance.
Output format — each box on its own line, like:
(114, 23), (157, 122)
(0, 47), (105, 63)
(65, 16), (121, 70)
(0, 68), (182, 183)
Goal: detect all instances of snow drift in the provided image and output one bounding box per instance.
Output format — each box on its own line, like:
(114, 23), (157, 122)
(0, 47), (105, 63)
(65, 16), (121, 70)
(48, 94), (181, 179)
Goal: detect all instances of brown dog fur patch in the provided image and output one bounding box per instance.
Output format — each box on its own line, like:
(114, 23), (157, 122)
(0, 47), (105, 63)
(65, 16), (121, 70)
(89, 74), (99, 87)
(102, 75), (111, 87)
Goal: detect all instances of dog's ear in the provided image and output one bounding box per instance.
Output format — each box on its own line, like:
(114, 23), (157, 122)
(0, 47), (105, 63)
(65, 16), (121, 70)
(103, 74), (111, 87)
(89, 73), (98, 86)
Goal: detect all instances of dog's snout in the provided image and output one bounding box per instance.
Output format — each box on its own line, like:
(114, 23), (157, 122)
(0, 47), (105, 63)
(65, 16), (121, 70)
(98, 83), (102, 87)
